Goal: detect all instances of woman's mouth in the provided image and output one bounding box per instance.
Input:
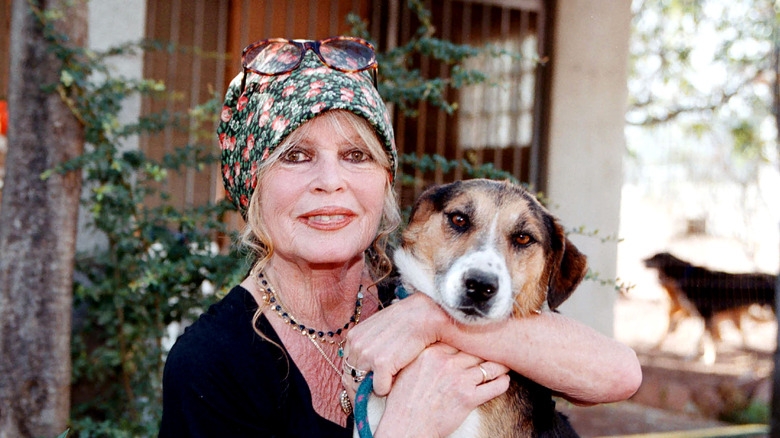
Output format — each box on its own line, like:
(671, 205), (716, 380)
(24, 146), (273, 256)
(301, 209), (355, 230)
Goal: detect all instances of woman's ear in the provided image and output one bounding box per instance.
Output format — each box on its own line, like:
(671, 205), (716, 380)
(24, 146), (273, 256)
(546, 223), (588, 310)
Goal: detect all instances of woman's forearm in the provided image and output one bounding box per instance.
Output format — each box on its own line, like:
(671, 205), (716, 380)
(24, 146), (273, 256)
(438, 311), (642, 404)
(346, 293), (641, 404)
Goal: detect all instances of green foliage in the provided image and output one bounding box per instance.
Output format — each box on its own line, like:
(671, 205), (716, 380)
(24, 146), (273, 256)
(399, 153), (519, 186)
(628, 0), (777, 159)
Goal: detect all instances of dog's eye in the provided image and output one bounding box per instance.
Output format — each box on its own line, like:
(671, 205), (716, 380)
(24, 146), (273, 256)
(448, 213), (470, 231)
(512, 234), (534, 247)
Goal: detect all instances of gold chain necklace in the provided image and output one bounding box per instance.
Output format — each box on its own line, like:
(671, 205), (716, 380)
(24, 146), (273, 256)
(307, 334), (353, 415)
(256, 271), (362, 415)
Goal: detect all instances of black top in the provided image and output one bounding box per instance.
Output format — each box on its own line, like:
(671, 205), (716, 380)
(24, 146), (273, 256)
(160, 282), (396, 437)
(159, 285), (351, 437)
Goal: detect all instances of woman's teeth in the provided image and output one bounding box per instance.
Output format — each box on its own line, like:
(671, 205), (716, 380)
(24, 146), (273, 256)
(309, 215), (346, 222)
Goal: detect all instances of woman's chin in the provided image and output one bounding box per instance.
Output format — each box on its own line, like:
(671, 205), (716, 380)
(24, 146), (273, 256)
(281, 245), (368, 269)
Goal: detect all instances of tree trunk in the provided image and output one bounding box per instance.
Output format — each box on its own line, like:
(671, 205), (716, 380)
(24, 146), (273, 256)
(0, 1), (86, 436)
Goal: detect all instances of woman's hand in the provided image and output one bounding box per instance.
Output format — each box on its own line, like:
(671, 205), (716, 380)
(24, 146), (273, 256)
(344, 293), (449, 396)
(371, 343), (509, 438)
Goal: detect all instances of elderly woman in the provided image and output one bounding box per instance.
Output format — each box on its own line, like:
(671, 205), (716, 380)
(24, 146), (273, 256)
(159, 37), (641, 437)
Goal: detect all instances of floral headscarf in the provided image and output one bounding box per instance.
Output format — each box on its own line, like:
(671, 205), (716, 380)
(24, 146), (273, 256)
(217, 50), (397, 217)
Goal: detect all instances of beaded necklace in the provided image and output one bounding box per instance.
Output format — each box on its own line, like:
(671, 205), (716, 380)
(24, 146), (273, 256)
(257, 271), (363, 357)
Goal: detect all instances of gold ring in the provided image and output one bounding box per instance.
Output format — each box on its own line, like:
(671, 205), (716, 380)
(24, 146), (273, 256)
(478, 364), (488, 384)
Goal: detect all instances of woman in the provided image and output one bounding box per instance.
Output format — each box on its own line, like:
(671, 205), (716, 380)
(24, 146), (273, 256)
(160, 37), (641, 437)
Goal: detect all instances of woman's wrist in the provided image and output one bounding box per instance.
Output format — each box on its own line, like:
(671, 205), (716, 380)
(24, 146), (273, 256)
(406, 292), (452, 344)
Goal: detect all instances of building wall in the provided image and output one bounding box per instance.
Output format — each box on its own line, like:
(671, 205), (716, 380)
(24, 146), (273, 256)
(545, 0), (632, 336)
(77, 0), (148, 252)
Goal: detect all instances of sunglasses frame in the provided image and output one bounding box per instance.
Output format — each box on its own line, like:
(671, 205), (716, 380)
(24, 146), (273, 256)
(239, 36), (378, 92)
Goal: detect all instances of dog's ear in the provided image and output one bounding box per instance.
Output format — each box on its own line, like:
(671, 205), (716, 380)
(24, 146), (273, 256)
(401, 183), (453, 247)
(546, 221), (588, 310)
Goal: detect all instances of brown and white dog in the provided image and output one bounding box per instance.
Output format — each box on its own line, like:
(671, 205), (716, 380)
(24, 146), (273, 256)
(361, 179), (587, 437)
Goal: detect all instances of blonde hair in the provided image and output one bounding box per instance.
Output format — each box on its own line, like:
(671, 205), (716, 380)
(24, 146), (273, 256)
(239, 110), (400, 331)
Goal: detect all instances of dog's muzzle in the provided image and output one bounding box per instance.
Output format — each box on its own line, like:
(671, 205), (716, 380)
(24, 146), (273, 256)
(440, 248), (513, 323)
(463, 269), (499, 307)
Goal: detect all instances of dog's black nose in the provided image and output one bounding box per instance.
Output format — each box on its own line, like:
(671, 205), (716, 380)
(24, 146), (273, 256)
(464, 271), (499, 302)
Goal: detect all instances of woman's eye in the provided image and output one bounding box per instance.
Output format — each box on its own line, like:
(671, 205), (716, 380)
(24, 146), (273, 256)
(283, 149), (309, 162)
(346, 149), (369, 162)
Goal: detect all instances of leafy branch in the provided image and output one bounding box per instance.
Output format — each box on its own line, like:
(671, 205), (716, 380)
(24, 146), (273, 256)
(347, 0), (527, 116)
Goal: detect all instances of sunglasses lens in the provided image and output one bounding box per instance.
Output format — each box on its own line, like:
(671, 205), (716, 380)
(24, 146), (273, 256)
(244, 41), (302, 74)
(319, 39), (375, 71)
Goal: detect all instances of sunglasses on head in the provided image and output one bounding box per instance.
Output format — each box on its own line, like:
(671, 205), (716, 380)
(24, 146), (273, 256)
(240, 36), (378, 92)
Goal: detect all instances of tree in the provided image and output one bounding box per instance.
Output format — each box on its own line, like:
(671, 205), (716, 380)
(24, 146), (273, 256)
(0, 1), (86, 436)
(626, 0), (779, 265)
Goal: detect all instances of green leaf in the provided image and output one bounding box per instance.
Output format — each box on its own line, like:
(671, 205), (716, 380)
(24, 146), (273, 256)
(60, 70), (74, 87)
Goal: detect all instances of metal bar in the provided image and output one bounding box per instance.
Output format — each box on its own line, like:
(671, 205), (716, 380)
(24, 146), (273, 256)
(434, 0), (453, 185)
(261, 1), (272, 41)
(413, 1), (432, 198)
(476, 2), (490, 167)
(455, 1), (472, 181)
(529, 0), (551, 191)
(512, 9), (528, 180)
(163, 0), (182, 195)
(141, 0), (158, 127)
(285, 0), (296, 37)
(370, 0), (381, 43)
(493, 5), (511, 172)
(329, 0), (340, 37)
(242, 0), (251, 47)
(212, 0), (229, 204)
(308, 0), (318, 37)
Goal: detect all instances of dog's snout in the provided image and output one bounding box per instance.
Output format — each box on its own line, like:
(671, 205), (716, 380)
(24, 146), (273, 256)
(464, 271), (499, 302)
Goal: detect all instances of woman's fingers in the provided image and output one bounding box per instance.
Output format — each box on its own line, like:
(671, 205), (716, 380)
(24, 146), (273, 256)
(344, 293), (447, 395)
(473, 374), (511, 405)
(473, 361), (510, 385)
(373, 344), (511, 437)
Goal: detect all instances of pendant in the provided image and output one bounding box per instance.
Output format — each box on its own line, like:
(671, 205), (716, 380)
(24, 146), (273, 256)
(340, 389), (353, 415)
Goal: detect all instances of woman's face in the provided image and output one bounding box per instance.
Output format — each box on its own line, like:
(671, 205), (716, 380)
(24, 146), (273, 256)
(258, 115), (388, 269)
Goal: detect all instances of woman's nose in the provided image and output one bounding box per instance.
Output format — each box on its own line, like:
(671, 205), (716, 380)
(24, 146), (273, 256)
(310, 153), (346, 192)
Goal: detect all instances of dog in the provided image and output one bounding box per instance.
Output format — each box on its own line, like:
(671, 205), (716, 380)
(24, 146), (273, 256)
(643, 252), (776, 363)
(360, 179), (587, 437)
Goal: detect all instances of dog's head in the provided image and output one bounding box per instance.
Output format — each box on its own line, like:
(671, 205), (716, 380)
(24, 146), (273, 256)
(393, 179), (587, 324)
(643, 252), (689, 271)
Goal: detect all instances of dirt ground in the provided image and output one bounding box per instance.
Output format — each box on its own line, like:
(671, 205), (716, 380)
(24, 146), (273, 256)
(557, 294), (776, 437)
